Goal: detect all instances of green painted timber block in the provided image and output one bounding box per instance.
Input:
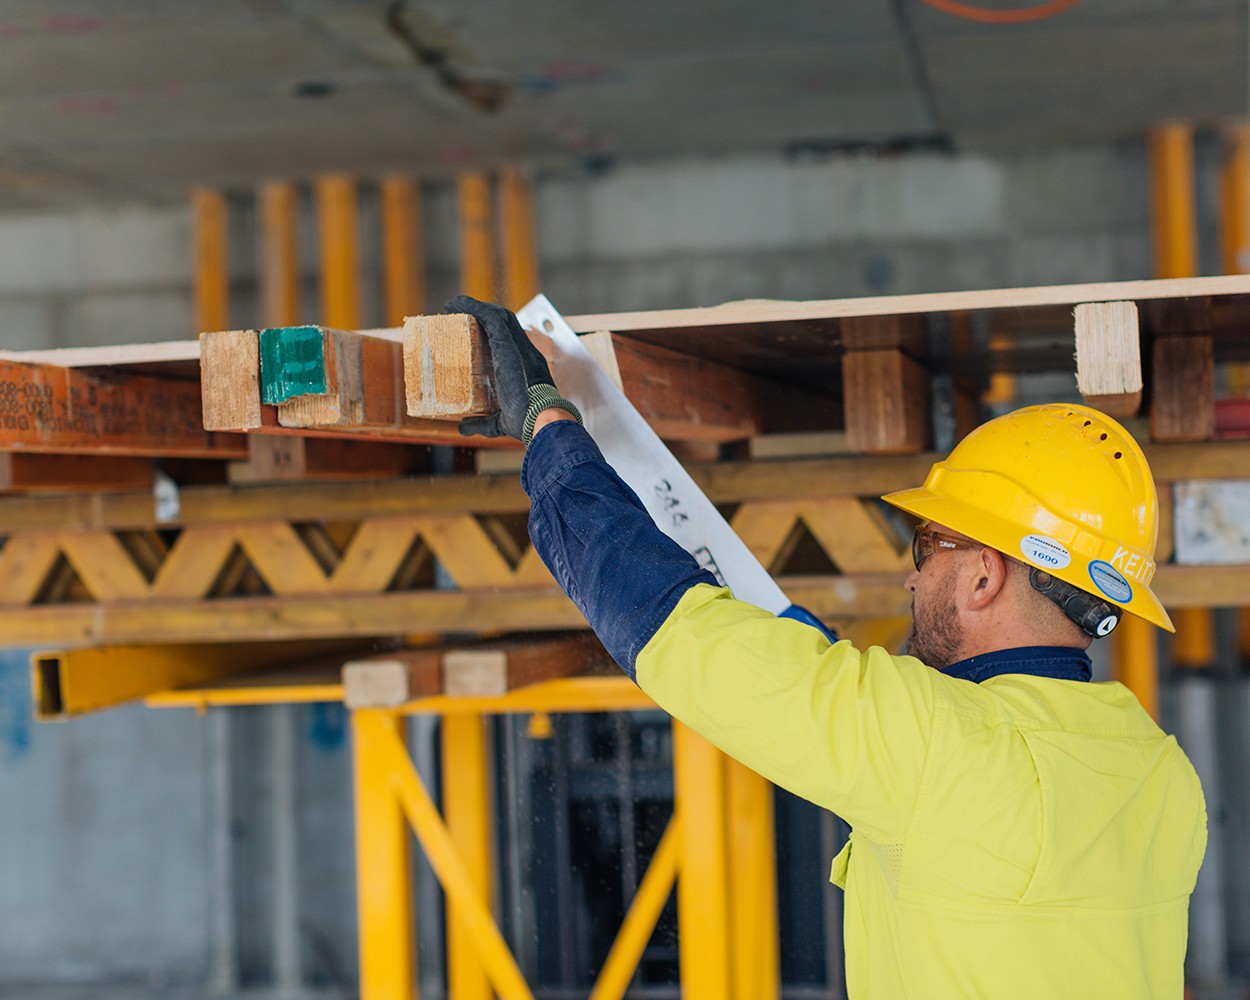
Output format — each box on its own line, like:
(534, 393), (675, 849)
(260, 326), (327, 404)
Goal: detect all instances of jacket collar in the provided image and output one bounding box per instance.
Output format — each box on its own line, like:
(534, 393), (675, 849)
(941, 645), (1092, 684)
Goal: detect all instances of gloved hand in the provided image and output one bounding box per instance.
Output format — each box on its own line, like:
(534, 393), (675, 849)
(444, 295), (582, 444)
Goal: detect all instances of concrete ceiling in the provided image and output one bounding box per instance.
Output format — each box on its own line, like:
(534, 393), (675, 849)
(0, 0), (1244, 208)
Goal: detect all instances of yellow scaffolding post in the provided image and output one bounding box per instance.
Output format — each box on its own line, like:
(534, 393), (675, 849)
(1149, 123), (1198, 281)
(381, 175), (425, 326)
(1113, 615), (1160, 720)
(458, 172), (497, 301)
(442, 712), (494, 1000)
(727, 756), (780, 1000)
(672, 721), (733, 996)
(589, 816), (682, 1000)
(500, 167), (539, 310)
(316, 174), (362, 329)
(259, 181), (300, 327)
(191, 186), (228, 333)
(353, 710), (417, 1000)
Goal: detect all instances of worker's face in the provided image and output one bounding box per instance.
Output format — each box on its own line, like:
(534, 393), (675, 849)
(904, 522), (971, 669)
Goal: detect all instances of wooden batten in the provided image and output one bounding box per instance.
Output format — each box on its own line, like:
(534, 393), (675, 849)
(1074, 301), (1143, 417)
(403, 313), (495, 419)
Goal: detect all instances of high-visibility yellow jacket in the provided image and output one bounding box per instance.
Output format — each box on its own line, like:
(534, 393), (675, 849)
(523, 422), (1208, 998)
(638, 584), (1208, 999)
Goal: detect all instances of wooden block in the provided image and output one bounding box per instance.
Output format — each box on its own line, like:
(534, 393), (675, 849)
(1151, 333), (1214, 442)
(343, 648), (443, 709)
(403, 314), (495, 419)
(443, 632), (609, 697)
(200, 329), (262, 431)
(842, 349), (929, 454)
(231, 435), (427, 482)
(0, 454), (154, 492)
(1074, 301), (1142, 417)
(270, 327), (363, 425)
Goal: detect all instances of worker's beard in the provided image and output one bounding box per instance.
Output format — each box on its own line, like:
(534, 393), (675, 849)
(904, 574), (965, 669)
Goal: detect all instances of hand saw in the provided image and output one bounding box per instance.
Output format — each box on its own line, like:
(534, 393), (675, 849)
(517, 294), (834, 640)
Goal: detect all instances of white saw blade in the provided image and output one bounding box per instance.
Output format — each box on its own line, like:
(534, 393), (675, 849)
(517, 294), (790, 616)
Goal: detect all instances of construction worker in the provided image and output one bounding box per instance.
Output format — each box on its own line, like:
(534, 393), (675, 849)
(447, 295), (1208, 999)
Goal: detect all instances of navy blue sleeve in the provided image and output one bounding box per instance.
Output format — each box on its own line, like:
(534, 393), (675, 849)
(521, 420), (718, 679)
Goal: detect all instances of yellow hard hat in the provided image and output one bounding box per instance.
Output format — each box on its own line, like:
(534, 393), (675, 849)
(882, 402), (1173, 632)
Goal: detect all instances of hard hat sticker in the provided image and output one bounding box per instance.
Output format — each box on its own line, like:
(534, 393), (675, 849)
(1089, 560), (1133, 603)
(1019, 534), (1071, 570)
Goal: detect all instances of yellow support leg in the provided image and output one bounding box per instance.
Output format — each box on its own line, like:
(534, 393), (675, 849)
(589, 815), (682, 1000)
(1113, 615), (1160, 720)
(352, 710), (417, 1000)
(1149, 123), (1198, 280)
(191, 186), (228, 333)
(499, 167), (539, 310)
(442, 713), (493, 1000)
(316, 173), (361, 329)
(259, 181), (300, 327)
(457, 172), (496, 301)
(373, 716), (534, 1000)
(672, 721), (732, 997)
(381, 175), (425, 326)
(727, 757), (780, 1000)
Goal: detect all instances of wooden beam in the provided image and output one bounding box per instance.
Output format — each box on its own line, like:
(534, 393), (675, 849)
(1151, 333), (1215, 442)
(200, 329), (262, 431)
(0, 454), (154, 492)
(582, 333), (840, 441)
(403, 314), (494, 420)
(842, 349), (929, 454)
(232, 436), (428, 483)
(442, 631), (609, 697)
(0, 357), (246, 458)
(1074, 301), (1142, 417)
(343, 648), (443, 709)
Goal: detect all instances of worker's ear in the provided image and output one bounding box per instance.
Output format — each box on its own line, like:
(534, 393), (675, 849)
(965, 546), (1009, 611)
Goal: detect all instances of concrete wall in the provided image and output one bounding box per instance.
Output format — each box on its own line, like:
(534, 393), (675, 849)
(0, 140), (1223, 993)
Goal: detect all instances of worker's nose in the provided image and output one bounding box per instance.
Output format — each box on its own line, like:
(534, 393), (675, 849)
(905, 568), (919, 594)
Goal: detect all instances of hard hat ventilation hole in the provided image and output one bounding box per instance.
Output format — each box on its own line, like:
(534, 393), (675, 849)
(1099, 433), (1107, 440)
(1114, 451), (1122, 459)
(1083, 420), (1092, 426)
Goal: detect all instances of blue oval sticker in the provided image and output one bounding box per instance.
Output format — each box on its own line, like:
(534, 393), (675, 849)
(1089, 560), (1132, 603)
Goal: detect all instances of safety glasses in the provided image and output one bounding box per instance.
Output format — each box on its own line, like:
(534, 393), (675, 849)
(911, 525), (982, 570)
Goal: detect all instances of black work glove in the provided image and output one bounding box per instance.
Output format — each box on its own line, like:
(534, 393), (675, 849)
(444, 295), (582, 444)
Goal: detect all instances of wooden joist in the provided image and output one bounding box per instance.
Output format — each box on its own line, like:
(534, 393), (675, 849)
(841, 315), (929, 454)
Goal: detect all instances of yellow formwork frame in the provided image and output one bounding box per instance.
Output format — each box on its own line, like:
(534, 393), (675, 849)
(500, 167), (539, 310)
(380, 175), (425, 326)
(442, 713), (493, 1000)
(350, 681), (782, 1000)
(316, 174), (362, 329)
(192, 187), (228, 334)
(458, 172), (496, 301)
